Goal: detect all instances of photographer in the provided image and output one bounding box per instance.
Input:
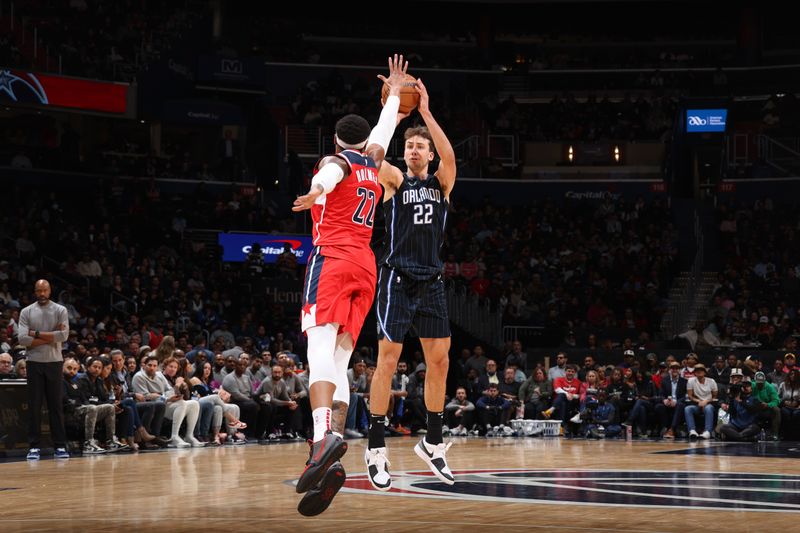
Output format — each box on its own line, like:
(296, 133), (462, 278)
(719, 381), (761, 441)
(715, 368), (745, 436)
(584, 390), (622, 439)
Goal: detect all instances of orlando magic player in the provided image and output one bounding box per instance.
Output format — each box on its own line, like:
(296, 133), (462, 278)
(365, 78), (457, 490)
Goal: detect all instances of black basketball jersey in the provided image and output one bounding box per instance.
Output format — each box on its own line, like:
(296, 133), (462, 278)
(380, 173), (448, 280)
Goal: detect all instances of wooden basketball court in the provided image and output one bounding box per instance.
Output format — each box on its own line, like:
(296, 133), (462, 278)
(3, 436), (798, 532)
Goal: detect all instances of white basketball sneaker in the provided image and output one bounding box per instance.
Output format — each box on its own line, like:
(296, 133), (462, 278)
(364, 447), (392, 491)
(414, 438), (454, 485)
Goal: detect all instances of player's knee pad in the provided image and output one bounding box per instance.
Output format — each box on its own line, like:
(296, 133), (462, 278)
(307, 323), (340, 388)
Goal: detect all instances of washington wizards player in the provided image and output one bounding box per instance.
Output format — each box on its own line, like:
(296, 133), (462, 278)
(291, 54), (407, 516)
(365, 78), (457, 490)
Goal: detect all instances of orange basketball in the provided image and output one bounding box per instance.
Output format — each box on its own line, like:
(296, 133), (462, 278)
(381, 73), (419, 114)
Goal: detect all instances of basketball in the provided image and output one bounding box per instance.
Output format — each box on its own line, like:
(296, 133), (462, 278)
(382, 73), (419, 114)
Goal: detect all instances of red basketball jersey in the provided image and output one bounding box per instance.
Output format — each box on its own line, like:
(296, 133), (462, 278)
(310, 150), (382, 271)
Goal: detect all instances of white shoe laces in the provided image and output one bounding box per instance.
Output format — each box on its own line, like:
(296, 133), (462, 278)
(370, 448), (391, 469)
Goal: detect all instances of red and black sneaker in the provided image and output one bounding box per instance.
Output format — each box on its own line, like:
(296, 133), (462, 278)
(296, 431), (347, 494)
(297, 461), (346, 516)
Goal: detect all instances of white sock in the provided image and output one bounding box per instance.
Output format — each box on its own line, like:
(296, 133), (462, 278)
(312, 407), (332, 442)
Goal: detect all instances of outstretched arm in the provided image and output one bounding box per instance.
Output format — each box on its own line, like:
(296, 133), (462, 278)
(366, 54), (408, 167)
(416, 78), (456, 197)
(291, 156), (350, 212)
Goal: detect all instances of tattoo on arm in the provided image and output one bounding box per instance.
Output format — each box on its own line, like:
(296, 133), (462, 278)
(331, 400), (347, 434)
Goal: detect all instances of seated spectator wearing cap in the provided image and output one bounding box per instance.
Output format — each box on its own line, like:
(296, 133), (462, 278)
(684, 363), (718, 440)
(719, 381), (762, 441)
(752, 371), (781, 440)
(778, 368), (800, 439)
(620, 349), (636, 370)
(657, 361), (688, 439)
(0, 352), (16, 379)
(476, 383), (510, 435)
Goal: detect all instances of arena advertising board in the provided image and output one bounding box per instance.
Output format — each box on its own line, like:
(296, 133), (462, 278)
(218, 233), (313, 264)
(0, 69), (128, 114)
(686, 109), (727, 133)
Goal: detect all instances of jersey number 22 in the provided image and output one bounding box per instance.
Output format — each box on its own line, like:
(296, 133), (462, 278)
(352, 187), (376, 228)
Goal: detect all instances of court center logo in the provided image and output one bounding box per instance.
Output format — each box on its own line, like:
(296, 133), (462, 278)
(340, 469), (800, 513)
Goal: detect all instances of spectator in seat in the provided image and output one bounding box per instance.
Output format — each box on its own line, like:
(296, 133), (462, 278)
(445, 386), (475, 436)
(0, 352), (16, 378)
(752, 371), (781, 440)
(498, 367), (521, 419)
(15, 359), (27, 379)
(548, 352), (568, 381)
(778, 368), (800, 439)
(477, 359), (501, 394)
(389, 360), (410, 434)
(463, 345), (488, 377)
(578, 355), (597, 382)
(622, 370), (657, 438)
(657, 361), (688, 439)
(74, 356), (127, 453)
(505, 340), (527, 372)
(476, 383), (510, 434)
(131, 355), (200, 448)
(405, 363), (428, 434)
(767, 358), (786, 388)
(549, 364), (582, 432)
(520, 367), (552, 419)
(255, 365), (300, 440)
(160, 356), (204, 447)
(684, 363), (718, 440)
(223, 356), (269, 440)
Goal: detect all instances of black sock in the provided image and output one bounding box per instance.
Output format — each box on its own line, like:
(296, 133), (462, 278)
(368, 414), (386, 449)
(426, 410), (444, 445)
